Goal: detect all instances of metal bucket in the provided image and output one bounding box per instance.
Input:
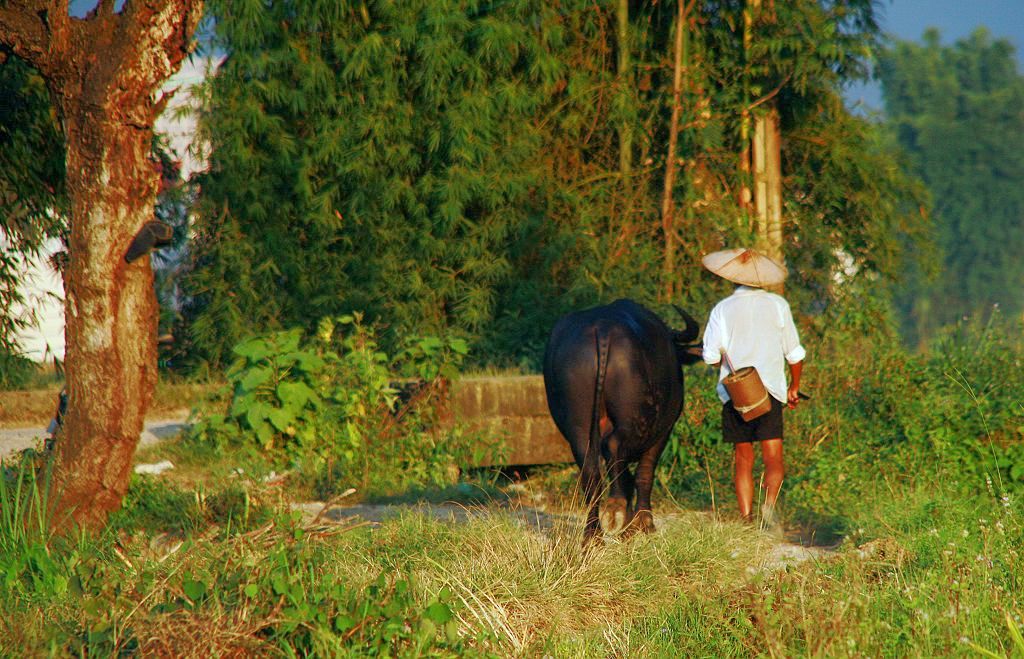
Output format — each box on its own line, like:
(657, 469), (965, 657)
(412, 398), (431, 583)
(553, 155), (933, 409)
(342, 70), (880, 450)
(723, 366), (771, 421)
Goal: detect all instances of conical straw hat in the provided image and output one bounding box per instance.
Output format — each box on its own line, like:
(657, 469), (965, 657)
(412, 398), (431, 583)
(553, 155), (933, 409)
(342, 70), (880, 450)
(701, 248), (787, 287)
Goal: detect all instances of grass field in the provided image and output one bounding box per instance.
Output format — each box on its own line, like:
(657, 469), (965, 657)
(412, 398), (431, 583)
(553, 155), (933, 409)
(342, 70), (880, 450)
(0, 428), (1021, 656)
(1, 319), (1022, 656)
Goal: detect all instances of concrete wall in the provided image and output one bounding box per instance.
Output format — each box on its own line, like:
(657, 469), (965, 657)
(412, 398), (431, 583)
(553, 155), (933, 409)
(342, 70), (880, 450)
(450, 375), (573, 466)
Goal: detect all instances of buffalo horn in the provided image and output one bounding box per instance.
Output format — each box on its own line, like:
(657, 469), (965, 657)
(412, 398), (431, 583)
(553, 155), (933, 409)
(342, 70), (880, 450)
(671, 304), (700, 343)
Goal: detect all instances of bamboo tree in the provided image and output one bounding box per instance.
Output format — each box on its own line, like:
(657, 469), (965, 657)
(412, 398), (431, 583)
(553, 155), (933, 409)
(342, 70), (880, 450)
(660, 0), (690, 301)
(747, 0), (785, 288)
(753, 102), (784, 271)
(617, 0), (632, 183)
(181, 0), (923, 369)
(738, 0), (754, 213)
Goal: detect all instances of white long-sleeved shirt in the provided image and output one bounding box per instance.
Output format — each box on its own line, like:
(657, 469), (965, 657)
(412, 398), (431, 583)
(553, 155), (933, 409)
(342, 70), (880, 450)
(702, 286), (806, 404)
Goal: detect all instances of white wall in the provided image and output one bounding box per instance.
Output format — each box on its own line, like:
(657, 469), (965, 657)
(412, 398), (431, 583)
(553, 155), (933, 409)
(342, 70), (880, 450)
(10, 56), (213, 362)
(10, 239), (65, 362)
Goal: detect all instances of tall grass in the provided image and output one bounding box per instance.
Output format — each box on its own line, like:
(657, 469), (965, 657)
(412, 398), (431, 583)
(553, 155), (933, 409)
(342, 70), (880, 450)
(0, 454), (76, 644)
(0, 456), (52, 555)
(322, 505), (787, 655)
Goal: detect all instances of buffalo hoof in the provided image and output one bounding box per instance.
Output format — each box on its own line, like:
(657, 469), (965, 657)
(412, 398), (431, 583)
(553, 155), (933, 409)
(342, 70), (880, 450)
(600, 497), (629, 535)
(622, 510), (656, 538)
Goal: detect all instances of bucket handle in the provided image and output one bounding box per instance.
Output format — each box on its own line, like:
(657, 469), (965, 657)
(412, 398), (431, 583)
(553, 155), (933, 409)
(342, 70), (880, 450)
(720, 349), (737, 375)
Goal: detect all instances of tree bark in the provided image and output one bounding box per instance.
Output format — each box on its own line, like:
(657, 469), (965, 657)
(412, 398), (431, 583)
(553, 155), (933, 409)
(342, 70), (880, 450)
(660, 0), (689, 302)
(0, 0), (203, 531)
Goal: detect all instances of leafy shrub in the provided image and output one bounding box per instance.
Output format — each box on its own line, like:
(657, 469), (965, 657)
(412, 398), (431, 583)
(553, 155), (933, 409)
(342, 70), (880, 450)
(784, 307), (1024, 528)
(0, 350), (38, 390)
(189, 314), (477, 497)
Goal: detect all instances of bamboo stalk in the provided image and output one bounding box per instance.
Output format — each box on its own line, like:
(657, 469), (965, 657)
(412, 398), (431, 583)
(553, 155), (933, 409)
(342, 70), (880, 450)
(660, 0), (689, 301)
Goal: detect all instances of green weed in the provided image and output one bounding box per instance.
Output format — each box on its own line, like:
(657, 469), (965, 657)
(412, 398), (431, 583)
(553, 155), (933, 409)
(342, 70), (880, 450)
(0, 457), (69, 603)
(188, 314), (487, 500)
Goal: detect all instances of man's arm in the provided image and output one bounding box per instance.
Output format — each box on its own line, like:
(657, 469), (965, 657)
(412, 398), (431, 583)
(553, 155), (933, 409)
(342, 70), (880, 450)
(787, 360), (803, 409)
(702, 306), (723, 367)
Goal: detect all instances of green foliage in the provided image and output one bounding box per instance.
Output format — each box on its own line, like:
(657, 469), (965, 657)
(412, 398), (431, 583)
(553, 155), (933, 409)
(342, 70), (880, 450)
(878, 28), (1024, 343)
(783, 303), (1024, 530)
(0, 349), (38, 390)
(0, 55), (67, 358)
(0, 55), (66, 242)
(658, 286), (1024, 536)
(180, 0), (922, 371)
(189, 314), (479, 497)
(184, 0), (568, 367)
(0, 458), (64, 602)
(1, 508), (472, 656)
(141, 532), (469, 656)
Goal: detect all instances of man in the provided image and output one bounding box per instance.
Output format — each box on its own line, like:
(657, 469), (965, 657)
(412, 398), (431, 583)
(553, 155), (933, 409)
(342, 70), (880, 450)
(700, 248), (805, 525)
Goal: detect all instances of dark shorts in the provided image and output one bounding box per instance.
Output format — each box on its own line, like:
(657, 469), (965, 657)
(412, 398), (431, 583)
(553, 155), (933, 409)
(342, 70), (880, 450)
(722, 396), (784, 443)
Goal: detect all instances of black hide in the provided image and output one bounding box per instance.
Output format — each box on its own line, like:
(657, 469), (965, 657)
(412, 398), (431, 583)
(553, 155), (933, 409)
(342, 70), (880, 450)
(542, 299), (701, 541)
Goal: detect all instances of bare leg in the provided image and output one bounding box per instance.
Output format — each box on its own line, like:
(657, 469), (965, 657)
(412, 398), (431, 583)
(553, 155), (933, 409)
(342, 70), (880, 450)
(760, 438), (785, 514)
(733, 441), (755, 522)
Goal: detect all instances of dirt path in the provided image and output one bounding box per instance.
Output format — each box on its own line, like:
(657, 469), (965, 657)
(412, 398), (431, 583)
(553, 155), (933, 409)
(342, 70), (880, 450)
(0, 416), (189, 459)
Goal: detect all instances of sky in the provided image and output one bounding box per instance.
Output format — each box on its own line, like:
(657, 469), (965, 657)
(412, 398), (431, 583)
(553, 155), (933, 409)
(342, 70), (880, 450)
(845, 0), (1024, 112)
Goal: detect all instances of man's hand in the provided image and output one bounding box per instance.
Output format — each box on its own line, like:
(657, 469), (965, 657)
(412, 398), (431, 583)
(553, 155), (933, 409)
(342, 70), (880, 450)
(787, 384), (801, 409)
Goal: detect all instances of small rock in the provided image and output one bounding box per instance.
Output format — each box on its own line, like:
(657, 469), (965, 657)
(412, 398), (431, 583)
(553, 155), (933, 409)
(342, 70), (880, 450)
(134, 460), (175, 475)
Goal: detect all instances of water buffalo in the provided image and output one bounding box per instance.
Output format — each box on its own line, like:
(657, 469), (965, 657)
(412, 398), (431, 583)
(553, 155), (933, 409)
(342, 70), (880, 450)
(543, 299), (701, 541)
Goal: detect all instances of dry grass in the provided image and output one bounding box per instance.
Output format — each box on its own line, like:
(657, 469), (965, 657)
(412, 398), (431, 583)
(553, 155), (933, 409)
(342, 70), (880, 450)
(0, 380), (219, 428)
(0, 389), (58, 427)
(137, 608), (277, 658)
(354, 504), (771, 655)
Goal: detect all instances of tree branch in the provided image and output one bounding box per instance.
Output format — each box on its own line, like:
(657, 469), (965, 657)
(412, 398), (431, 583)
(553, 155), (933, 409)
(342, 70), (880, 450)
(118, 0), (204, 91)
(0, 0), (66, 74)
(58, 0), (203, 123)
(746, 73), (792, 113)
(89, 0), (118, 18)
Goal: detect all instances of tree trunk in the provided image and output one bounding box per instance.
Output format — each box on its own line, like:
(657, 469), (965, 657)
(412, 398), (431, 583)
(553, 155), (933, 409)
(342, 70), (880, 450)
(752, 105), (783, 261)
(616, 0), (632, 183)
(660, 0), (689, 301)
(738, 0), (754, 213)
(52, 99), (161, 530)
(745, 0), (785, 291)
(0, 0), (203, 532)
